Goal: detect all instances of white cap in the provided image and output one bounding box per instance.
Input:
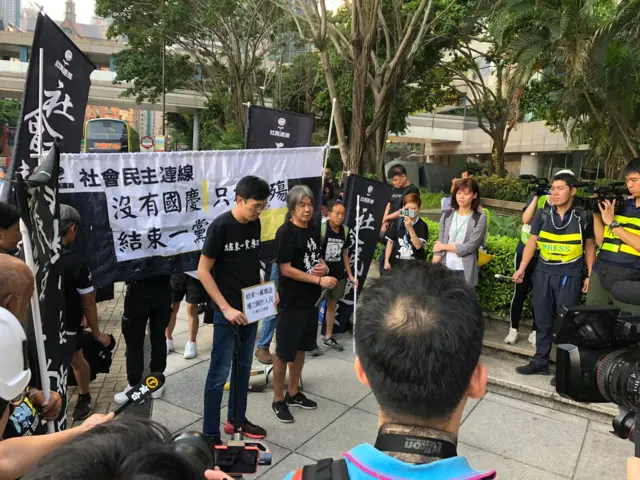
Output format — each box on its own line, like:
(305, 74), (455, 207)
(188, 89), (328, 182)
(0, 307), (31, 401)
(555, 169), (576, 177)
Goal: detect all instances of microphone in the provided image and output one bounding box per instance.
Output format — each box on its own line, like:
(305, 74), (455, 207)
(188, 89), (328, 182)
(112, 373), (166, 417)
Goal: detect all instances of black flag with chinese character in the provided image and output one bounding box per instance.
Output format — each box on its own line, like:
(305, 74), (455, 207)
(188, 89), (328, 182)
(0, 12), (96, 203)
(245, 106), (316, 149)
(325, 174), (391, 334)
(15, 143), (69, 432)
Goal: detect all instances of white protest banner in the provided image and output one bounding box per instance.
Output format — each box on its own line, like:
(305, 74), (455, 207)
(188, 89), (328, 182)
(242, 281), (277, 324)
(59, 147), (324, 262)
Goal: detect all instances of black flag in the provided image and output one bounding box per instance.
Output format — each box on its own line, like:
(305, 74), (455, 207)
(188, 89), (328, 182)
(327, 174), (391, 334)
(1, 12), (96, 203)
(245, 106), (316, 150)
(15, 143), (67, 431)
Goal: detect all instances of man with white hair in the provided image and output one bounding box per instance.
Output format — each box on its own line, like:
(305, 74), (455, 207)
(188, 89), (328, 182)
(271, 185), (337, 423)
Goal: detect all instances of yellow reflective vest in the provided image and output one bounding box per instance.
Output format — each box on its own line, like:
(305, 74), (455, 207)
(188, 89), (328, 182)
(599, 213), (640, 265)
(521, 195), (549, 245)
(536, 208), (584, 264)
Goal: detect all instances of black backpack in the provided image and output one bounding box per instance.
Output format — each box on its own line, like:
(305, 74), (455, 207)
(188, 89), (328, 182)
(300, 458), (350, 480)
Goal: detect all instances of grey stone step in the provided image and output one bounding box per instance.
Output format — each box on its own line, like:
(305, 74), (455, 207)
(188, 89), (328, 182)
(481, 353), (618, 424)
(482, 318), (543, 362)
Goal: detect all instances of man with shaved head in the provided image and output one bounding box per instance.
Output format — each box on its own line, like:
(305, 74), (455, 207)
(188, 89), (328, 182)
(0, 253), (34, 323)
(284, 263), (496, 480)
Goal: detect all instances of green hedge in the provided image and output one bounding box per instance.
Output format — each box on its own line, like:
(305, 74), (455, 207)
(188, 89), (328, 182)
(419, 188), (446, 209)
(475, 175), (530, 203)
(372, 219), (531, 317)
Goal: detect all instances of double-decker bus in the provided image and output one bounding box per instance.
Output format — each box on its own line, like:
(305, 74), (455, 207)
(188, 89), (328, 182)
(83, 118), (140, 153)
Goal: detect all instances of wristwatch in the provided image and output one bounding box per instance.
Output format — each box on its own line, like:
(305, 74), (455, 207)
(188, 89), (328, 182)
(608, 221), (622, 230)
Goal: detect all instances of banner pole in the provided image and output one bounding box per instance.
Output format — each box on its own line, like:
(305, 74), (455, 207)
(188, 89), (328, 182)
(29, 46), (55, 433)
(38, 48), (43, 160)
(353, 194), (360, 354)
(21, 219), (55, 434)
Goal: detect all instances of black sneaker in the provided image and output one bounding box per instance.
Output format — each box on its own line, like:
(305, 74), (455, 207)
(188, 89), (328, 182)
(72, 394), (92, 421)
(515, 361), (550, 376)
(225, 419), (267, 439)
(323, 337), (344, 352)
(285, 391), (318, 410)
(206, 435), (223, 446)
(272, 400), (294, 423)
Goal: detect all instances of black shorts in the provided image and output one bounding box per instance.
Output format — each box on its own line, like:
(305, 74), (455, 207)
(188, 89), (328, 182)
(275, 309), (318, 362)
(170, 273), (207, 305)
(74, 327), (84, 352)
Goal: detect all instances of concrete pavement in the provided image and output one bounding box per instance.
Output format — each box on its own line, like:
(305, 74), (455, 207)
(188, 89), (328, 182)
(67, 285), (634, 479)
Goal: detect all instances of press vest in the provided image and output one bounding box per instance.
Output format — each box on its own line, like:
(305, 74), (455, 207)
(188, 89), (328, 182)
(537, 208), (584, 264)
(598, 204), (640, 265)
(521, 195), (549, 245)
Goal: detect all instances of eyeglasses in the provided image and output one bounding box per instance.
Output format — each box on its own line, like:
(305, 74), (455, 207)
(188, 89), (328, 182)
(251, 203), (269, 213)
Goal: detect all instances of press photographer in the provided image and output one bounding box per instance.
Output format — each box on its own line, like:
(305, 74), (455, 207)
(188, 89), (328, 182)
(587, 157), (640, 316)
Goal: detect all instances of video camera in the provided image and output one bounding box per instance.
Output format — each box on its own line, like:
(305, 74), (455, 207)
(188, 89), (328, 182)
(578, 182), (628, 215)
(519, 174), (550, 196)
(171, 431), (272, 477)
(553, 283), (640, 454)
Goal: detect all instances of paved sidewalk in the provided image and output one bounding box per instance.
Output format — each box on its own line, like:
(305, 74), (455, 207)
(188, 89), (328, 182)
(68, 284), (634, 479)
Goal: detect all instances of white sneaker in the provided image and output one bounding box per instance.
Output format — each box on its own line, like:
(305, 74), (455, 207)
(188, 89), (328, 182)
(184, 341), (197, 359)
(504, 328), (519, 345)
(528, 331), (536, 347)
(114, 384), (133, 405)
(152, 385), (165, 399)
(166, 338), (175, 354)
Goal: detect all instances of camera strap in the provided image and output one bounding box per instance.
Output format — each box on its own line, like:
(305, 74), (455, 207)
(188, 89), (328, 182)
(374, 433), (458, 459)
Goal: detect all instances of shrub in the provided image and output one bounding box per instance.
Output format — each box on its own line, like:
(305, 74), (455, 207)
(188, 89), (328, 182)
(371, 217), (531, 317)
(419, 188), (445, 209)
(465, 160), (490, 177)
(475, 175), (530, 202)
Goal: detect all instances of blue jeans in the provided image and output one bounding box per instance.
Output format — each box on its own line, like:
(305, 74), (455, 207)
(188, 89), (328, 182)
(202, 312), (258, 437)
(257, 263), (279, 349)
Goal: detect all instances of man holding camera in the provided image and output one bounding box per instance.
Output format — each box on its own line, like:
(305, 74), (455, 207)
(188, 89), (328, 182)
(588, 158), (640, 316)
(513, 172), (596, 376)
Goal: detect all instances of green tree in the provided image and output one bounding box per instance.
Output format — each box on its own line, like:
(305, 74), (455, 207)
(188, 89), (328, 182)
(96, 0), (291, 132)
(281, 0), (465, 175)
(0, 99), (20, 127)
(496, 0), (636, 176)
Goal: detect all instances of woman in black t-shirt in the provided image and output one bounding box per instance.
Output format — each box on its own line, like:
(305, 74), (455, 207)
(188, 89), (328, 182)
(384, 193), (429, 271)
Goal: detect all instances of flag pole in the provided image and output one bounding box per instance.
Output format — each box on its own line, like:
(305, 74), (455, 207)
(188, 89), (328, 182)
(353, 194), (360, 354)
(23, 46), (55, 433)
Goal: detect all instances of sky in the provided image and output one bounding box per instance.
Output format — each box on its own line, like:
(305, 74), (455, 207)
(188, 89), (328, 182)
(36, 0), (96, 24)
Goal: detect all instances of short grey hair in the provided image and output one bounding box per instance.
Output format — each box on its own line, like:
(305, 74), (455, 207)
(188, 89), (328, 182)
(286, 185), (314, 211)
(60, 204), (81, 235)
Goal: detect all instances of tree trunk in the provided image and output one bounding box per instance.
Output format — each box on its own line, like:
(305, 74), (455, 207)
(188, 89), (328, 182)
(319, 49), (350, 167)
(491, 135), (506, 178)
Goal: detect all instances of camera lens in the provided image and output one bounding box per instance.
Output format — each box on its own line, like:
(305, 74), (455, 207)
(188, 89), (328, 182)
(596, 349), (640, 411)
(171, 432), (215, 473)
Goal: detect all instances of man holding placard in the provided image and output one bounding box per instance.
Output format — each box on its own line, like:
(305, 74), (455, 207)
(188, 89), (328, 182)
(271, 186), (337, 423)
(198, 176), (271, 443)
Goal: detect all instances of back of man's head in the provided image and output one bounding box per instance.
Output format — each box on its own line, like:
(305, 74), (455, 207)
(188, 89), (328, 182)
(23, 419), (202, 480)
(0, 254), (34, 323)
(355, 263), (485, 424)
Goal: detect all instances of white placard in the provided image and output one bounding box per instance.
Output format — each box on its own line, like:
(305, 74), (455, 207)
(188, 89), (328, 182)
(241, 281), (277, 324)
(59, 147), (325, 262)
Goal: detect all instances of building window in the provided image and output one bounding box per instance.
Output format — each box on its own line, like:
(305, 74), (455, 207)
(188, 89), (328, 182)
(62, 27), (73, 37)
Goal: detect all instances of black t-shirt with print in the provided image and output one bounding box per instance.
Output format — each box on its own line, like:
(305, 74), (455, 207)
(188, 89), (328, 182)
(275, 221), (322, 310)
(386, 217), (429, 265)
(201, 211), (262, 311)
(62, 248), (94, 333)
(322, 223), (348, 280)
(388, 184), (420, 214)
